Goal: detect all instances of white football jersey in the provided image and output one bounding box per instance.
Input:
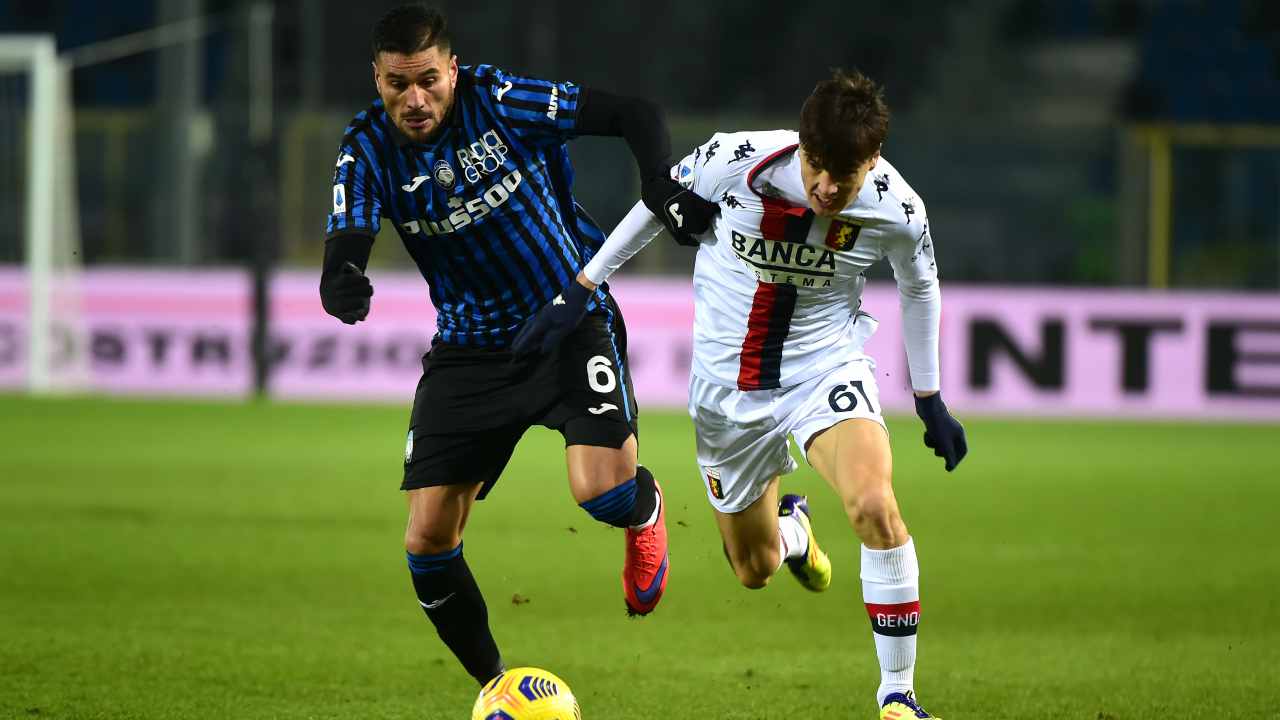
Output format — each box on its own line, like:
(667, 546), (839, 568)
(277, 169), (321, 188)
(585, 130), (941, 392)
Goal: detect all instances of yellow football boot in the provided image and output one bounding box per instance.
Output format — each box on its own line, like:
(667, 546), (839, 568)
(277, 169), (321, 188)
(880, 691), (939, 719)
(778, 494), (831, 592)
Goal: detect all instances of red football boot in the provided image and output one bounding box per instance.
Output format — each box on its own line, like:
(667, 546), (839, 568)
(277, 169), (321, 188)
(622, 479), (669, 616)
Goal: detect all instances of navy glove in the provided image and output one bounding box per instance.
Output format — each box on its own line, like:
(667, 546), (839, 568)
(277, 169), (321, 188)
(641, 176), (718, 247)
(319, 261), (373, 325)
(511, 279), (593, 359)
(914, 392), (968, 472)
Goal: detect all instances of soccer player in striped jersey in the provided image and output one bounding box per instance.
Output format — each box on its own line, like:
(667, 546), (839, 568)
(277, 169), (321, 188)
(317, 4), (716, 687)
(514, 70), (968, 719)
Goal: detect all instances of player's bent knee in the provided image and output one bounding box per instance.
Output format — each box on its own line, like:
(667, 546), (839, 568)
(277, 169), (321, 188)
(846, 489), (904, 546)
(405, 526), (462, 556)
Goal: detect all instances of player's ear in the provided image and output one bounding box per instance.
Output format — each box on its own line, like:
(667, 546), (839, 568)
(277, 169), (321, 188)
(371, 60), (380, 93)
(449, 55), (458, 89)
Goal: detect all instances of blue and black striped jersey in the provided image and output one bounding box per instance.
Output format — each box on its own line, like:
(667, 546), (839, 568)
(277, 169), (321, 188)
(326, 64), (608, 347)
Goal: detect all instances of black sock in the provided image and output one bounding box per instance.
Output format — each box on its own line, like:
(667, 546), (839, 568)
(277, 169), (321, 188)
(406, 544), (504, 685)
(627, 466), (659, 527)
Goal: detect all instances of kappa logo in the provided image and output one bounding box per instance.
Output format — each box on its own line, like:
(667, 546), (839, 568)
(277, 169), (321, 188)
(704, 467), (724, 499)
(873, 173), (890, 202)
(704, 140), (720, 162)
(901, 198), (916, 223)
(721, 191), (742, 209)
(727, 139), (756, 163)
(910, 222), (935, 269)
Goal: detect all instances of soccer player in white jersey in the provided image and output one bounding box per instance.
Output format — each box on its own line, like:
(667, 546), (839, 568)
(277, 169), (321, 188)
(512, 69), (968, 719)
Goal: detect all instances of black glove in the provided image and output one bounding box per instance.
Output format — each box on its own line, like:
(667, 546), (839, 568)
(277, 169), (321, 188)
(914, 392), (968, 472)
(641, 176), (718, 246)
(319, 261), (373, 324)
(510, 279), (593, 358)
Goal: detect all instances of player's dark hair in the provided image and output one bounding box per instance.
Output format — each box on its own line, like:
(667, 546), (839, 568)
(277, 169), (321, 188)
(372, 4), (451, 58)
(799, 69), (889, 177)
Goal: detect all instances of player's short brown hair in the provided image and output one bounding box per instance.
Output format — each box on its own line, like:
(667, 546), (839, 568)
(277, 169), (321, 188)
(799, 69), (889, 177)
(372, 4), (451, 58)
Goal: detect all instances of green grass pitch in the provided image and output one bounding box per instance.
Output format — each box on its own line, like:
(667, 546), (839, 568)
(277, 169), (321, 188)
(1, 395), (1278, 719)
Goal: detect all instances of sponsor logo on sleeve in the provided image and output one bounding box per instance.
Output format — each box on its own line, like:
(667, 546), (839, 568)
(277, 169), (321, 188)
(901, 198), (916, 223)
(332, 185), (346, 214)
(727, 139), (756, 163)
(545, 85), (559, 120)
(873, 172), (890, 202)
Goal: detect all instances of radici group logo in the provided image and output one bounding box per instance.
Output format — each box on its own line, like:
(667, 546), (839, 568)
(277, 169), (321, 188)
(456, 129), (510, 184)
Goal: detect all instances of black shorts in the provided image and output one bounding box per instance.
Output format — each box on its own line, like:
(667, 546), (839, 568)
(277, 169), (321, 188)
(402, 293), (638, 498)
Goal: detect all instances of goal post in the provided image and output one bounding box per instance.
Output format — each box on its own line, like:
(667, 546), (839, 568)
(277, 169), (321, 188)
(0, 35), (84, 394)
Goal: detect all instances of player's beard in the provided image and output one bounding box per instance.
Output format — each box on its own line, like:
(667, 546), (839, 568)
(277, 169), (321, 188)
(399, 96), (452, 143)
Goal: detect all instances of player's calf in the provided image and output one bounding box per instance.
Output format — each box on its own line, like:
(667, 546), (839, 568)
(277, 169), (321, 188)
(406, 543), (504, 685)
(577, 466), (669, 615)
(721, 540), (779, 589)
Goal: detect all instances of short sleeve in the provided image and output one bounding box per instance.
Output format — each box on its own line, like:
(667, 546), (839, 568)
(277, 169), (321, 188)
(325, 140), (382, 238)
(472, 64), (582, 145)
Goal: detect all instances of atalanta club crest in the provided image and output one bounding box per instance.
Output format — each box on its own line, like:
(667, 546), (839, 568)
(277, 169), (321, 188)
(433, 159), (456, 189)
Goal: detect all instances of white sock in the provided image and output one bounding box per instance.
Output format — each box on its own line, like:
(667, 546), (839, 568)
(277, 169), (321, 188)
(860, 537), (920, 707)
(775, 513), (808, 568)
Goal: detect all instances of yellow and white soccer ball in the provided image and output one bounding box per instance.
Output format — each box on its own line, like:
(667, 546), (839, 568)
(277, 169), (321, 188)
(471, 667), (581, 720)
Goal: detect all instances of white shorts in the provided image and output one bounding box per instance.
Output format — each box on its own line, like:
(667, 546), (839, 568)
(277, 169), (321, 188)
(687, 355), (886, 514)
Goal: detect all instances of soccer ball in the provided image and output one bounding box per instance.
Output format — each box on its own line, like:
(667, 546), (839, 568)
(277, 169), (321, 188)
(471, 667), (581, 720)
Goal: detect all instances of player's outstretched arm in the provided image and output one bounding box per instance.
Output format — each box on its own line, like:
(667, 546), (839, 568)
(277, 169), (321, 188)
(511, 201), (666, 358)
(574, 89), (717, 244)
(319, 234), (374, 325)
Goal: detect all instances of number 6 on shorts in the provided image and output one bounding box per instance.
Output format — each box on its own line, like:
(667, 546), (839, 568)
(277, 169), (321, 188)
(587, 354), (616, 394)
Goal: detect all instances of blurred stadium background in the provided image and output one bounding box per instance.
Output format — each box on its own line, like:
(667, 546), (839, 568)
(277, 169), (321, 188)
(2, 1), (1279, 718)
